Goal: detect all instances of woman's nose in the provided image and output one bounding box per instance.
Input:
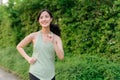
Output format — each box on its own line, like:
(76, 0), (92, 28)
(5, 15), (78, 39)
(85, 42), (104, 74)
(42, 17), (47, 20)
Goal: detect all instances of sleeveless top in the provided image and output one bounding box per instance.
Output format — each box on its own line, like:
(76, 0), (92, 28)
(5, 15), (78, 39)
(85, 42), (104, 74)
(29, 31), (55, 80)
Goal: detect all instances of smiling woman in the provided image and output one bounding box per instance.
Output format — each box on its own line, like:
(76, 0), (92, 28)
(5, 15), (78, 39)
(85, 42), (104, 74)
(16, 9), (64, 80)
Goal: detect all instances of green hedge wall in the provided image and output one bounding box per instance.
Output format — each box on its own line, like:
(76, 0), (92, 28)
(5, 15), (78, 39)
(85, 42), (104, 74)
(0, 0), (120, 55)
(0, 0), (120, 80)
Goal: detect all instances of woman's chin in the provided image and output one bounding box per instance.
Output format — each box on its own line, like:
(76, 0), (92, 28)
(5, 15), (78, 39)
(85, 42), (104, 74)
(42, 25), (49, 28)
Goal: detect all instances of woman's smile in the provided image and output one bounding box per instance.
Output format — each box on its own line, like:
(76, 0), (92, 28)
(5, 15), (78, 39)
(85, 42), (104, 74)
(39, 11), (52, 27)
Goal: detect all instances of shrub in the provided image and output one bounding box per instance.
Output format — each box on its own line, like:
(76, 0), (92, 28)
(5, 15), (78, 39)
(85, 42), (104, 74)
(56, 54), (120, 80)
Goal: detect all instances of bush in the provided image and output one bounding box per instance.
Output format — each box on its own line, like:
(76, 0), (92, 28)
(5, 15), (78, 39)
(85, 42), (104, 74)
(0, 47), (30, 80)
(0, 0), (120, 80)
(56, 54), (120, 80)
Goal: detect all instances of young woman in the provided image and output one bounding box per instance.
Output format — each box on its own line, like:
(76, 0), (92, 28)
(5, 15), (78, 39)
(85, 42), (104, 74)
(16, 9), (64, 80)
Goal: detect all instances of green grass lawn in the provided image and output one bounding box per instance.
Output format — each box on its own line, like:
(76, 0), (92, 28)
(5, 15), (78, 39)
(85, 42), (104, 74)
(0, 47), (120, 80)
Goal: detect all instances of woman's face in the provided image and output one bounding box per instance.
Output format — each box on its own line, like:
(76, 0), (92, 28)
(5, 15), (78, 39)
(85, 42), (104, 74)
(39, 11), (52, 28)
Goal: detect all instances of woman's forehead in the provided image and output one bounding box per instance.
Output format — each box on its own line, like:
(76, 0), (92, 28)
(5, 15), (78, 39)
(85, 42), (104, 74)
(40, 11), (50, 16)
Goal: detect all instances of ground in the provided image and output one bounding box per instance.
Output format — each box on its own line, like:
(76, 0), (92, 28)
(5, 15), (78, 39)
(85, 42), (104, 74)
(0, 68), (20, 80)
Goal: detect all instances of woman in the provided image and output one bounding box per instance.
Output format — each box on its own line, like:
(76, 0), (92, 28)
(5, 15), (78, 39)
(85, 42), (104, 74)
(16, 9), (64, 80)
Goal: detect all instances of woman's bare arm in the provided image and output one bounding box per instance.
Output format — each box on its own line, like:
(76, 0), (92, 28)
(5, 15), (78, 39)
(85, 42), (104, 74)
(53, 35), (64, 60)
(16, 33), (36, 64)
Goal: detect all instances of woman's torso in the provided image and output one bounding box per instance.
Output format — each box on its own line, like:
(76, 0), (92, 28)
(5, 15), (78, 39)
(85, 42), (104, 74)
(29, 31), (55, 80)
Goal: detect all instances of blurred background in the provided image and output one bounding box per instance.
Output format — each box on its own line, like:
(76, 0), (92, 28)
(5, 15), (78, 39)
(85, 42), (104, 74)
(0, 0), (8, 4)
(0, 0), (120, 80)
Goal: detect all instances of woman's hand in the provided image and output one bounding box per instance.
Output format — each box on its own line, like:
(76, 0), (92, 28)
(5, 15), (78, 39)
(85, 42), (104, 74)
(27, 57), (37, 65)
(47, 34), (64, 60)
(47, 34), (55, 43)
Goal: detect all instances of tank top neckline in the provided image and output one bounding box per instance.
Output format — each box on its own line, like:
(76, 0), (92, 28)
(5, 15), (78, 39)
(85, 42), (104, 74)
(39, 30), (52, 35)
(39, 30), (53, 44)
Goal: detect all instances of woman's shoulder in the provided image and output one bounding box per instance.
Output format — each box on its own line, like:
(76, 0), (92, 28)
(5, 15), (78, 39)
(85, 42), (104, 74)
(53, 33), (61, 40)
(30, 31), (38, 35)
(28, 31), (39, 38)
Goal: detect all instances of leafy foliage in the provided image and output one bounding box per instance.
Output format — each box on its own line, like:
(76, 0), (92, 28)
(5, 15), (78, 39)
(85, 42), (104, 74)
(56, 54), (120, 80)
(61, 0), (120, 55)
(0, 0), (119, 54)
(0, 0), (120, 80)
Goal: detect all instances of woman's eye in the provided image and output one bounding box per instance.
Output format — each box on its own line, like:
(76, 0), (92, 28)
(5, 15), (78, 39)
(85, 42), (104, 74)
(45, 15), (49, 18)
(40, 16), (43, 19)
(40, 15), (50, 19)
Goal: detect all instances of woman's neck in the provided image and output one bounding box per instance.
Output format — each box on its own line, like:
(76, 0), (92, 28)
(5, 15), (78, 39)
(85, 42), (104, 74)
(41, 28), (50, 34)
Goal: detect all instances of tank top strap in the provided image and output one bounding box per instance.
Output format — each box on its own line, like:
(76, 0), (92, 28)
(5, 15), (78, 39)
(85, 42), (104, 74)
(35, 30), (42, 44)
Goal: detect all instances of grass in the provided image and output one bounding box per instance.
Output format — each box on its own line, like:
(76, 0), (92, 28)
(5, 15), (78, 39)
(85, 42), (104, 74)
(0, 46), (29, 80)
(0, 46), (120, 80)
(56, 54), (120, 80)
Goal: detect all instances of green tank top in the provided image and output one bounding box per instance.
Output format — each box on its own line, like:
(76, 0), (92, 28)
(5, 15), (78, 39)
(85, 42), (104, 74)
(29, 31), (55, 80)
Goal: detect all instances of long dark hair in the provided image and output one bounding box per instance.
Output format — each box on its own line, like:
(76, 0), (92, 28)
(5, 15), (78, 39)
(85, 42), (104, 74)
(37, 9), (61, 37)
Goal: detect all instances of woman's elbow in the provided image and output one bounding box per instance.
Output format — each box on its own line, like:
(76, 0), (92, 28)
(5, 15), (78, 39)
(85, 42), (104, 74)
(59, 52), (64, 60)
(16, 45), (22, 50)
(59, 55), (64, 60)
(16, 45), (19, 50)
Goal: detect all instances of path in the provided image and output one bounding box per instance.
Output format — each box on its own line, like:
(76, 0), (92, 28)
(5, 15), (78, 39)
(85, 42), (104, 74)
(0, 68), (20, 80)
